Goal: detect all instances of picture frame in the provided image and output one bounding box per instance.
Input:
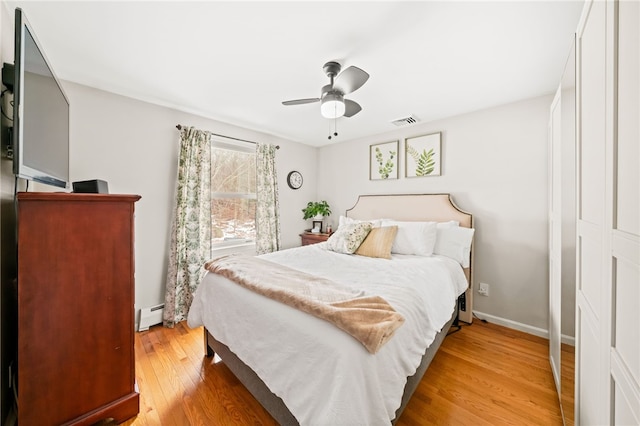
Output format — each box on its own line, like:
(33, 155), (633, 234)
(369, 140), (399, 180)
(312, 220), (323, 233)
(405, 132), (442, 177)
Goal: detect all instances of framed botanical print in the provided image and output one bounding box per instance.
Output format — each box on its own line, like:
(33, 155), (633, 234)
(369, 140), (398, 180)
(405, 132), (441, 177)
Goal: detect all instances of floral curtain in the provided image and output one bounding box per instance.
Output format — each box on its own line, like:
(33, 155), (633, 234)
(163, 127), (211, 327)
(255, 143), (281, 254)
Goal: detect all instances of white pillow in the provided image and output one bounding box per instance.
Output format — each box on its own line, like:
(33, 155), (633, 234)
(437, 220), (460, 229)
(338, 215), (383, 228)
(434, 225), (475, 267)
(436, 220), (459, 242)
(380, 220), (437, 256)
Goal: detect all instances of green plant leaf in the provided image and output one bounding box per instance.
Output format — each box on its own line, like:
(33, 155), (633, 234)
(407, 145), (419, 163)
(301, 200), (331, 219)
(416, 148), (435, 176)
(375, 149), (396, 179)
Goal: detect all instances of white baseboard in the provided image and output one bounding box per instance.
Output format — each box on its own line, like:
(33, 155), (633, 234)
(473, 310), (575, 346)
(562, 333), (575, 346)
(473, 310), (548, 338)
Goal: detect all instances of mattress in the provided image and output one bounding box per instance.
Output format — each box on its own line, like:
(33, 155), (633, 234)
(187, 242), (468, 425)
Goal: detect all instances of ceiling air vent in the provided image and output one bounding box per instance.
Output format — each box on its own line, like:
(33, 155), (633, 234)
(390, 114), (420, 127)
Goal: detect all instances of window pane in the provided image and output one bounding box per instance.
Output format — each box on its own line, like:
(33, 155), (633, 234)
(211, 143), (256, 248)
(211, 147), (256, 194)
(211, 197), (256, 244)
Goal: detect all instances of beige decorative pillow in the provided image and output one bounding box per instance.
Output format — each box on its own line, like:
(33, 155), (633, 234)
(326, 222), (372, 254)
(355, 226), (398, 259)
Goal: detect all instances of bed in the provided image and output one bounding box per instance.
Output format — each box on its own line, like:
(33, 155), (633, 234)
(187, 193), (474, 425)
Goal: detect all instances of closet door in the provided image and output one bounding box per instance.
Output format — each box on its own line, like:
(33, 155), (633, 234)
(576, 0), (640, 424)
(611, 1), (640, 423)
(575, 0), (609, 423)
(548, 88), (562, 397)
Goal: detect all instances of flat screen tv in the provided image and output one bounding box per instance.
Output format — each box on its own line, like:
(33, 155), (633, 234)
(12, 7), (69, 188)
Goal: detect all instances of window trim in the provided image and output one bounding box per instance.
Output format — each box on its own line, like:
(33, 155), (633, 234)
(212, 137), (255, 153)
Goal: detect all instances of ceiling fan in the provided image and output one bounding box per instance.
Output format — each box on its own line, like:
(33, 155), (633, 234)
(282, 61), (369, 119)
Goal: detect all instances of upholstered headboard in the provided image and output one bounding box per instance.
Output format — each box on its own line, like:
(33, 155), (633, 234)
(346, 193), (473, 323)
(346, 193), (472, 228)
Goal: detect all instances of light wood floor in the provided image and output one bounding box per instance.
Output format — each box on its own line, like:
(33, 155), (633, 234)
(122, 320), (564, 425)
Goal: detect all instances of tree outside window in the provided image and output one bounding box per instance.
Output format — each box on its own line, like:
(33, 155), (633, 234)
(211, 140), (256, 252)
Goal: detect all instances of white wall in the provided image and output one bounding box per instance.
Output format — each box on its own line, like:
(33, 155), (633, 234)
(44, 84), (555, 331)
(317, 96), (552, 330)
(4, 66), (554, 335)
(64, 82), (317, 324)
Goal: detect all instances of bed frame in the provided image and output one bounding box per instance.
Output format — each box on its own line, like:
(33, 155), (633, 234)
(204, 193), (473, 425)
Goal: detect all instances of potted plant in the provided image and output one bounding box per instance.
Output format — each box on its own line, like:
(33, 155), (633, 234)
(302, 200), (332, 220)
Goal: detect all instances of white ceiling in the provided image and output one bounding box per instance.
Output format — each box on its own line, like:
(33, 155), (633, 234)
(6, 1), (584, 147)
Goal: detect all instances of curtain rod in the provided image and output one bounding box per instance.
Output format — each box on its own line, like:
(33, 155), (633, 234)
(176, 124), (279, 149)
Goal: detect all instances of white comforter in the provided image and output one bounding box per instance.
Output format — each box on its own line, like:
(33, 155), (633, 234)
(187, 243), (468, 425)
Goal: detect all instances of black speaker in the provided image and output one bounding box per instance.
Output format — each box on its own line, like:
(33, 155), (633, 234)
(72, 179), (109, 194)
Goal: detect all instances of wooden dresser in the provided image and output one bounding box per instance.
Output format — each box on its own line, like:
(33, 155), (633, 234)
(17, 192), (140, 425)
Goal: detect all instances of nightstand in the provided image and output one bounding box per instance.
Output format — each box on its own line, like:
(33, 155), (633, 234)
(300, 232), (331, 246)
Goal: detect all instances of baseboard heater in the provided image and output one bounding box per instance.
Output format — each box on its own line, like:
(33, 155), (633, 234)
(138, 303), (164, 331)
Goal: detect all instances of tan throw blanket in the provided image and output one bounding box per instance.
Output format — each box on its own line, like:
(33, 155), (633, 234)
(204, 254), (405, 354)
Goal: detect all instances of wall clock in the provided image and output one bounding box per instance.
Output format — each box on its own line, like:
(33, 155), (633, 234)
(287, 170), (303, 190)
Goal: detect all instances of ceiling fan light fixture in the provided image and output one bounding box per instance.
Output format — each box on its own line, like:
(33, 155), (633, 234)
(321, 92), (345, 118)
(282, 61), (368, 119)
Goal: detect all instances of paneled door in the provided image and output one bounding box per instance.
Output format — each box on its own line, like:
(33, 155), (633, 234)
(549, 87), (562, 398)
(575, 0), (640, 424)
(610, 1), (640, 423)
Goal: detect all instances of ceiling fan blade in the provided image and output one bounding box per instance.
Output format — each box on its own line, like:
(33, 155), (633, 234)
(343, 99), (362, 117)
(334, 66), (369, 95)
(282, 98), (320, 106)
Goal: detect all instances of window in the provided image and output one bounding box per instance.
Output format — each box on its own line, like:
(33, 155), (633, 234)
(210, 139), (256, 251)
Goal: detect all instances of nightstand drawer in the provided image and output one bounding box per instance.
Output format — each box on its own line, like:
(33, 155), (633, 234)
(300, 232), (331, 246)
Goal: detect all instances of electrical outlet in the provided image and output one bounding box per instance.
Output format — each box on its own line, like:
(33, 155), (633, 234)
(478, 282), (490, 296)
